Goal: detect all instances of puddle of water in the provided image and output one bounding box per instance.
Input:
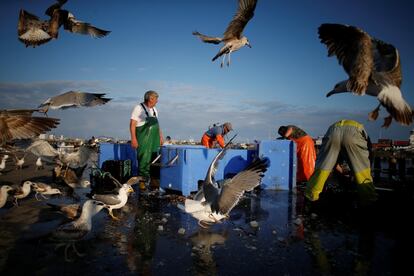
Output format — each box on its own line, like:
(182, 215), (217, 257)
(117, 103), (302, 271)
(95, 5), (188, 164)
(0, 182), (411, 275)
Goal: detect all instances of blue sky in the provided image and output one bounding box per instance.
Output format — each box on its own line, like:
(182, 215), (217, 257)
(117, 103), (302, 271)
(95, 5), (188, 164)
(1, 0), (413, 142)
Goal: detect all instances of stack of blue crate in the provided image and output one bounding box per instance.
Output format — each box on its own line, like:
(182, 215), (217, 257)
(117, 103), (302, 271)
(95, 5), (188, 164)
(98, 143), (138, 175)
(257, 140), (297, 190)
(160, 145), (255, 196)
(99, 141), (297, 194)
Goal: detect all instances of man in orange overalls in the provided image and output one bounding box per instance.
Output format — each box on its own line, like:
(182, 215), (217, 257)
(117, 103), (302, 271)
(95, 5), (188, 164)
(201, 122), (233, 148)
(278, 125), (316, 182)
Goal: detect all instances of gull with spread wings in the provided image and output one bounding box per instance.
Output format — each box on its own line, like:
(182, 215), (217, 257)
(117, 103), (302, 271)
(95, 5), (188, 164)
(38, 91), (111, 114)
(18, 0), (110, 47)
(179, 135), (269, 227)
(193, 0), (258, 67)
(0, 109), (59, 146)
(318, 23), (413, 128)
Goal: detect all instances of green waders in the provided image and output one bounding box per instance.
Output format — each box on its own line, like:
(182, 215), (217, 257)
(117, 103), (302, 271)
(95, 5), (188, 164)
(136, 116), (160, 181)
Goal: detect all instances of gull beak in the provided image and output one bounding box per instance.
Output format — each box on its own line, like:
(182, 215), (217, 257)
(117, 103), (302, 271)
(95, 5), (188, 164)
(326, 89), (336, 97)
(128, 187), (134, 193)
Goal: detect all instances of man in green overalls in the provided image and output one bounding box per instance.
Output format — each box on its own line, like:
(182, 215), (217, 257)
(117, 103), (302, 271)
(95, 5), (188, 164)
(130, 90), (163, 190)
(306, 120), (377, 207)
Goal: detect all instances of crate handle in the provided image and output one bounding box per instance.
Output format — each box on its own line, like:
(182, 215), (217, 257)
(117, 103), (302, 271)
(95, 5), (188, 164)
(151, 154), (162, 165)
(166, 153), (179, 166)
(152, 149), (179, 167)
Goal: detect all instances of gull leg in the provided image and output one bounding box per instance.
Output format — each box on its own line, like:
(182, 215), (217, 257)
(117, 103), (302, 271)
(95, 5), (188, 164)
(221, 54), (226, 68)
(368, 104), (381, 121)
(40, 193), (49, 200)
(64, 243), (74, 262)
(108, 209), (119, 221)
(227, 51), (231, 66)
(72, 243), (86, 257)
(35, 193), (40, 201)
(208, 213), (222, 223)
(13, 198), (19, 206)
(63, 165), (68, 178)
(382, 115), (393, 128)
(55, 243), (65, 250)
(198, 220), (212, 229)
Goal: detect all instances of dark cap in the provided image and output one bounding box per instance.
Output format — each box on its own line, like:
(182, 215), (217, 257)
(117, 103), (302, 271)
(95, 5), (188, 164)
(278, 126), (288, 137)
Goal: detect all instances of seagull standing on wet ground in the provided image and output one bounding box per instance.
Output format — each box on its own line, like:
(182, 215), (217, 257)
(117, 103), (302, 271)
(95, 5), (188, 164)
(87, 174), (135, 220)
(35, 157), (44, 170)
(18, 0), (110, 47)
(29, 181), (62, 200)
(11, 180), (32, 206)
(51, 199), (109, 262)
(318, 23), (413, 128)
(14, 154), (25, 170)
(0, 185), (13, 208)
(179, 135), (269, 227)
(193, 0), (258, 67)
(0, 154), (9, 174)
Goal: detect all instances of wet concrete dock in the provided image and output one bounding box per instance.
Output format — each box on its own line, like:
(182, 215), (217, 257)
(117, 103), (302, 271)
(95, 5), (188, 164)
(0, 158), (412, 275)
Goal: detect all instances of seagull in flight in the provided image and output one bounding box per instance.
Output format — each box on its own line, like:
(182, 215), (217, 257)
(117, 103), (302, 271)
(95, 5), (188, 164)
(0, 109), (59, 146)
(318, 23), (413, 128)
(38, 91), (111, 114)
(193, 0), (258, 67)
(180, 134), (269, 227)
(18, 0), (110, 47)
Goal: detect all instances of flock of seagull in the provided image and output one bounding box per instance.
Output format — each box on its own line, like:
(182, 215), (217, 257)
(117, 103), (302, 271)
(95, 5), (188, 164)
(1, 0), (413, 262)
(0, 89), (112, 261)
(12, 0), (414, 127)
(0, 136), (138, 261)
(18, 0), (110, 47)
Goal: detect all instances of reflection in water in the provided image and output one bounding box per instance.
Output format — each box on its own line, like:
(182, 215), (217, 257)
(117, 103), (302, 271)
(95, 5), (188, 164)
(129, 195), (160, 275)
(234, 193), (269, 224)
(0, 183), (406, 275)
(189, 229), (228, 276)
(304, 220), (377, 276)
(297, 182), (379, 276)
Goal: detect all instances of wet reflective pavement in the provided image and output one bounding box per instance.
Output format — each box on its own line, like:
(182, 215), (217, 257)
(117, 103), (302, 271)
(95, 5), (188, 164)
(1, 175), (411, 275)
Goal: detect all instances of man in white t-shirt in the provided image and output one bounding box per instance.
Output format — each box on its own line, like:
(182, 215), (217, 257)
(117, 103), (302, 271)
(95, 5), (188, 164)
(130, 90), (163, 189)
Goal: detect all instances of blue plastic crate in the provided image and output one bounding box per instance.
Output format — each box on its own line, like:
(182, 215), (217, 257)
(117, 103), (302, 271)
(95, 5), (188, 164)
(99, 143), (138, 175)
(160, 145), (255, 196)
(257, 140), (296, 190)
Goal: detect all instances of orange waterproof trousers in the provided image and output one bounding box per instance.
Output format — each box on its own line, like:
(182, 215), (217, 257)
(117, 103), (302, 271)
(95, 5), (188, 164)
(291, 135), (316, 182)
(201, 134), (225, 148)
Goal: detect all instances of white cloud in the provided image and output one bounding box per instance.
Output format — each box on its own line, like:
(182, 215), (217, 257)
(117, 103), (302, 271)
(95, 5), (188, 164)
(1, 80), (411, 142)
